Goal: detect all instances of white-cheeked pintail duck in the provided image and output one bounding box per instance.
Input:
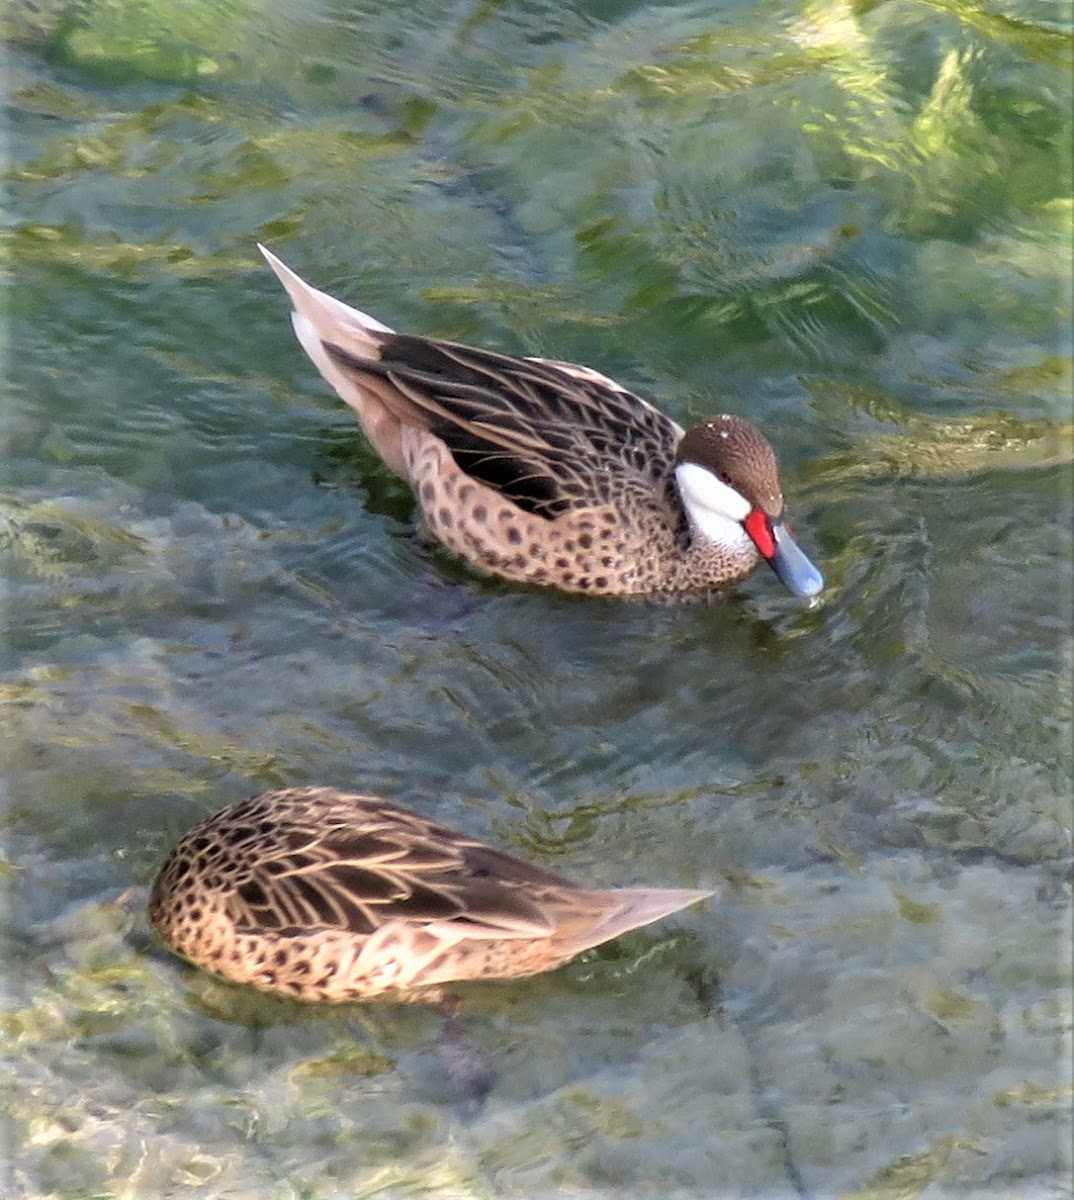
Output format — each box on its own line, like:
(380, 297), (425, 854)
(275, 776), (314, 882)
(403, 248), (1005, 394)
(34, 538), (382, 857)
(260, 246), (824, 601)
(149, 787), (713, 1003)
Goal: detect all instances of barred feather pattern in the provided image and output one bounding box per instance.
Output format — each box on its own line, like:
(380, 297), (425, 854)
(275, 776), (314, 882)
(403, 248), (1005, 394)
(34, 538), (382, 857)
(149, 788), (713, 1003)
(336, 336), (683, 520)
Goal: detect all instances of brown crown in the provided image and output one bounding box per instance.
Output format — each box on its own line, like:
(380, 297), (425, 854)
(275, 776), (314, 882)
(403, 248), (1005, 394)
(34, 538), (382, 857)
(674, 416), (784, 517)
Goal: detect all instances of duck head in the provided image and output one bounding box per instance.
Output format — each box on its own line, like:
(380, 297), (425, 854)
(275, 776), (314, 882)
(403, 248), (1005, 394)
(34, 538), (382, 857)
(673, 416), (824, 598)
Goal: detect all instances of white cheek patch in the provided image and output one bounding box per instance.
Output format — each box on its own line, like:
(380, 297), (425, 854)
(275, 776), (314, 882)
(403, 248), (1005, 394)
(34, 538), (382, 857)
(674, 462), (754, 551)
(675, 462), (751, 521)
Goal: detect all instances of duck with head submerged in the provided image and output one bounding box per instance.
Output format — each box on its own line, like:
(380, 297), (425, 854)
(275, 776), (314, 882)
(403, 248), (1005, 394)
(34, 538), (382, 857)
(149, 787), (713, 1004)
(259, 247), (824, 601)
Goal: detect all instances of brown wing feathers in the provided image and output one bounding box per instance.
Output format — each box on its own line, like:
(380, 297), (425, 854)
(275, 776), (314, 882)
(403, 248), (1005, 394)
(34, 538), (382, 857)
(225, 805), (567, 941)
(322, 336), (680, 518)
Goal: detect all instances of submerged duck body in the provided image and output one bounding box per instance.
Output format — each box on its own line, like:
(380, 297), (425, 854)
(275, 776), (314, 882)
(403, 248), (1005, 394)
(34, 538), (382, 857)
(260, 246), (823, 600)
(149, 787), (713, 1003)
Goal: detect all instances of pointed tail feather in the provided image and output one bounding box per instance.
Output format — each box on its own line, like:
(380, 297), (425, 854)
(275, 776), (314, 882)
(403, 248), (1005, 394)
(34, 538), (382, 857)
(259, 244), (412, 474)
(259, 244), (393, 337)
(258, 243), (392, 389)
(558, 886), (713, 956)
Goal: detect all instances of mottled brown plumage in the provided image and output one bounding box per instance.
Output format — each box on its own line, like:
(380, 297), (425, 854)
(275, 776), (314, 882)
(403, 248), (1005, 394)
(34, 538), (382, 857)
(149, 787), (713, 1003)
(260, 246), (823, 599)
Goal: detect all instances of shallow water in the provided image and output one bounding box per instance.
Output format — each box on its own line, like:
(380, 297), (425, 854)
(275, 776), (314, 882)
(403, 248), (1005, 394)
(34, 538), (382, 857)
(3, 0), (1072, 1197)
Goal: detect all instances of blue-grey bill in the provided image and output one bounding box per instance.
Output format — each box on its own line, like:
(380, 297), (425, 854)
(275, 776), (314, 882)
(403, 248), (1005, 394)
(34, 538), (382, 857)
(769, 520), (824, 598)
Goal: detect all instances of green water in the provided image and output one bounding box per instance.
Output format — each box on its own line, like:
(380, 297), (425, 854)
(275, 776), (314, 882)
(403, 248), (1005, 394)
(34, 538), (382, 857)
(3, 1), (1072, 1197)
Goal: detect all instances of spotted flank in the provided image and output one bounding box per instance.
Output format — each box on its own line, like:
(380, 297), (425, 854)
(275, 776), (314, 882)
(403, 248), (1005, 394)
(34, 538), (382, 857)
(260, 246), (824, 599)
(149, 787), (714, 1003)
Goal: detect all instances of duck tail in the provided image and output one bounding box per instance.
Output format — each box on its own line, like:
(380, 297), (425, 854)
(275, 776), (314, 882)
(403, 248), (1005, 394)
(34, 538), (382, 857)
(558, 886), (714, 956)
(259, 244), (410, 474)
